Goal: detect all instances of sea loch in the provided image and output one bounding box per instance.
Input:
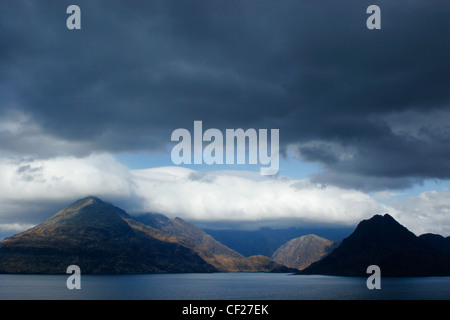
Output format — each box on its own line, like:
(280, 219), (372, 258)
(1, 273), (449, 300)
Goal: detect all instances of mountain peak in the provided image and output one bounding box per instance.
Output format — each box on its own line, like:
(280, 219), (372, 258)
(364, 213), (397, 223)
(272, 234), (336, 270)
(354, 213), (412, 239)
(39, 196), (129, 230)
(67, 196), (105, 209)
(301, 213), (450, 276)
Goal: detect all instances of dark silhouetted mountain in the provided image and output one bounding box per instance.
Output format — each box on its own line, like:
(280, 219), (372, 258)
(301, 214), (450, 276)
(203, 226), (353, 257)
(419, 233), (450, 256)
(0, 197), (216, 274)
(134, 213), (296, 273)
(272, 234), (337, 270)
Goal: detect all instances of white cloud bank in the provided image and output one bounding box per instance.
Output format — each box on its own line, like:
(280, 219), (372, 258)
(391, 191), (450, 236)
(131, 167), (386, 226)
(0, 154), (448, 236)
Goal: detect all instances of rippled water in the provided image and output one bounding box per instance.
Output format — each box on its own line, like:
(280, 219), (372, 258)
(0, 273), (449, 300)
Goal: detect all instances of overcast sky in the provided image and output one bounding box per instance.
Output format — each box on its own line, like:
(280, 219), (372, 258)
(0, 0), (449, 238)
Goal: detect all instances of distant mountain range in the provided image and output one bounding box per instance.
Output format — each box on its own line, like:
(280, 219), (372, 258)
(0, 197), (449, 276)
(203, 226), (352, 257)
(133, 213), (294, 272)
(0, 197), (294, 274)
(300, 214), (450, 276)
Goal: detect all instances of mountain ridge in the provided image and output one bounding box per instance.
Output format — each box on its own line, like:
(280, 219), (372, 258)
(0, 197), (295, 274)
(203, 225), (352, 257)
(0, 197), (217, 274)
(133, 213), (295, 272)
(1, 198), (448, 276)
(300, 214), (450, 276)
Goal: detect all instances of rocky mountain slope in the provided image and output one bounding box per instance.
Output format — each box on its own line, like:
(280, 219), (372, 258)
(0, 197), (216, 274)
(0, 197), (294, 274)
(134, 213), (295, 272)
(271, 234), (337, 270)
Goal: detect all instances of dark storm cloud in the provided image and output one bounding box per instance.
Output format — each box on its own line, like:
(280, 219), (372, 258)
(0, 0), (449, 190)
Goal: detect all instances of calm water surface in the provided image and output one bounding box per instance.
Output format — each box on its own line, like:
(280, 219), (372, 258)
(0, 273), (449, 300)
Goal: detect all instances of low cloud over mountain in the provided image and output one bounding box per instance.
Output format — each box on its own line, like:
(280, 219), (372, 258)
(0, 155), (449, 238)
